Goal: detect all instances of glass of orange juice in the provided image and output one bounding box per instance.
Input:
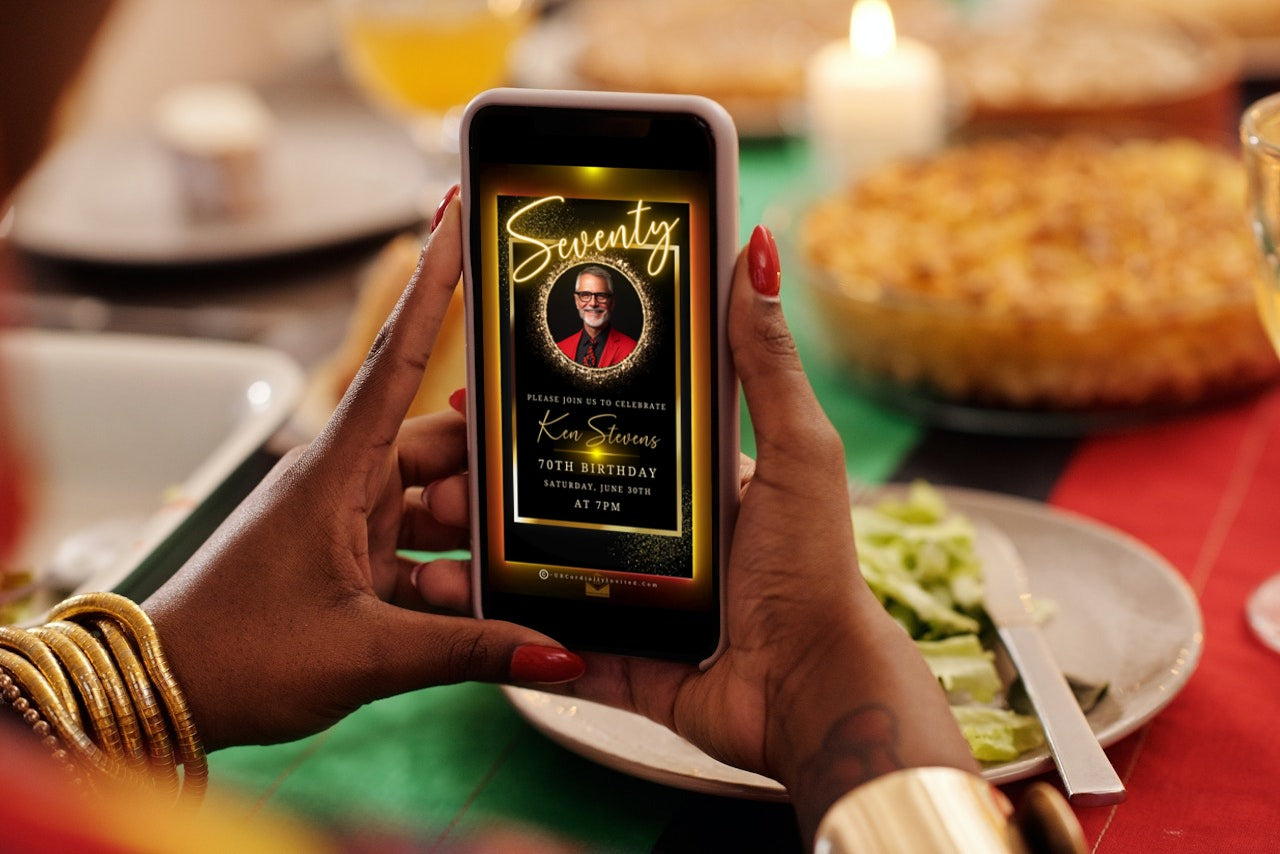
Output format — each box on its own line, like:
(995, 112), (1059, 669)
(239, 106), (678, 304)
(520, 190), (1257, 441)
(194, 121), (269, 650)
(331, 0), (535, 155)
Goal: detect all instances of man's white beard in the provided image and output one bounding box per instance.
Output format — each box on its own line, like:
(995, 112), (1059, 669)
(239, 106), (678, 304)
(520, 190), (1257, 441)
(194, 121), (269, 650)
(582, 308), (610, 331)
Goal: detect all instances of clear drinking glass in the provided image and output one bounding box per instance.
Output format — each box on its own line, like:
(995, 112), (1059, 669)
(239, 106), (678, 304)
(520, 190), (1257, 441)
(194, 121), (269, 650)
(330, 0), (534, 157)
(1241, 91), (1280, 653)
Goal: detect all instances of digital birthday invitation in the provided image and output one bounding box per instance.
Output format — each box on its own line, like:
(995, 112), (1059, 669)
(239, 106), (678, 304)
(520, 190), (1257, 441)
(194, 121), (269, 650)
(473, 165), (715, 608)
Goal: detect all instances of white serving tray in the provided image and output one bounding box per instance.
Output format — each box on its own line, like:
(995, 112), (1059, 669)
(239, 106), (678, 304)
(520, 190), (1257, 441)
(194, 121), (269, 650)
(2, 329), (303, 607)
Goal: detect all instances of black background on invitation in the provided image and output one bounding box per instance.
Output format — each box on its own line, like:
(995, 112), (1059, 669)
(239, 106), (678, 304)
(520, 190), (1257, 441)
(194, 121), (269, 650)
(499, 195), (693, 576)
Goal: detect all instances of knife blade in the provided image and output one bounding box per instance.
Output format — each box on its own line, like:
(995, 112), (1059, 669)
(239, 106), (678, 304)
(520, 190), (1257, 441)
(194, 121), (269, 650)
(976, 522), (1126, 806)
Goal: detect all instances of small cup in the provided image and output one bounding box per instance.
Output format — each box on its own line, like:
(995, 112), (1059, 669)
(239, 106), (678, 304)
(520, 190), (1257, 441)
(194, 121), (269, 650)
(154, 83), (274, 220)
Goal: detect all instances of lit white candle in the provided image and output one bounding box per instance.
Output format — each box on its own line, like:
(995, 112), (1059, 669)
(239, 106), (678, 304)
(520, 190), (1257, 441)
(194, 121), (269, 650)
(805, 0), (947, 184)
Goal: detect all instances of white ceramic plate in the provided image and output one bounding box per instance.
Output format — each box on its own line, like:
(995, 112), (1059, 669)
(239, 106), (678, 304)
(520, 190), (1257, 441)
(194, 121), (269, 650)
(2, 330), (304, 607)
(503, 485), (1203, 798)
(7, 104), (438, 265)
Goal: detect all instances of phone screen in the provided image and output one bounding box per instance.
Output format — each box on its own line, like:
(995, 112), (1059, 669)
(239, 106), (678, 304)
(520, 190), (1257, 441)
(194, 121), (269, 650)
(464, 96), (734, 660)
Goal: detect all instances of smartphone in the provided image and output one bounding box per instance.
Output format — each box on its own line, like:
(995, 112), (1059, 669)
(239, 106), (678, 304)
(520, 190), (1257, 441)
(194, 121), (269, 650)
(460, 88), (739, 666)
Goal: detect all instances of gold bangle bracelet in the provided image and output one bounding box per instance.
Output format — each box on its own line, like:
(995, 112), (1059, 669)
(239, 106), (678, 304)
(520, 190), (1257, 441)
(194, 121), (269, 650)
(28, 625), (125, 762)
(813, 767), (1088, 854)
(0, 625), (82, 729)
(0, 663), (84, 785)
(51, 593), (207, 797)
(45, 620), (149, 770)
(96, 618), (180, 794)
(0, 648), (117, 781)
(814, 767), (1025, 854)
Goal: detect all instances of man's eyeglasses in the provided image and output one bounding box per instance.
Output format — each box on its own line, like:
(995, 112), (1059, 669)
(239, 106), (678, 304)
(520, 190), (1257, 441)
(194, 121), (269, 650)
(574, 291), (613, 304)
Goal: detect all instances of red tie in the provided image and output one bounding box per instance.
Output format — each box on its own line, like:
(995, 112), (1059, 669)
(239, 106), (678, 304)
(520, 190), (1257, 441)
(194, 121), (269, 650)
(585, 339), (597, 367)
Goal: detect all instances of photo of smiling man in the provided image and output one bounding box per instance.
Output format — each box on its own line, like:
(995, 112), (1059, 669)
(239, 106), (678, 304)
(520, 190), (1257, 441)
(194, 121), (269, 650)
(555, 265), (638, 368)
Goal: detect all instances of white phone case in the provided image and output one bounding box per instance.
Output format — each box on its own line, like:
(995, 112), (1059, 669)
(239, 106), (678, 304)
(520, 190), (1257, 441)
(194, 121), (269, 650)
(460, 88), (739, 668)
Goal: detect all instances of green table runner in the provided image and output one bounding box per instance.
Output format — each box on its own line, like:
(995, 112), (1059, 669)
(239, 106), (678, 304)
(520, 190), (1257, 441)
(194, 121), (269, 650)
(211, 683), (681, 849)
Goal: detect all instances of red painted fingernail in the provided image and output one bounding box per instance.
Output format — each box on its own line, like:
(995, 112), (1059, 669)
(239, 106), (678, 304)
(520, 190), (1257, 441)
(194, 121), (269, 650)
(448, 387), (466, 413)
(748, 224), (781, 298)
(430, 183), (460, 233)
(510, 644), (586, 684)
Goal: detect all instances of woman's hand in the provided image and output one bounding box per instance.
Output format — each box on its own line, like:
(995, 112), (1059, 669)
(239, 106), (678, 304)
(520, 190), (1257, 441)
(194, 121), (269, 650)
(143, 189), (584, 751)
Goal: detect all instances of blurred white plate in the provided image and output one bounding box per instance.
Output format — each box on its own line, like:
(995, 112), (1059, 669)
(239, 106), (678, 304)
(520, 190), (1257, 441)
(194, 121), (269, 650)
(8, 105), (437, 265)
(504, 485), (1203, 798)
(510, 17), (803, 138)
(2, 330), (303, 606)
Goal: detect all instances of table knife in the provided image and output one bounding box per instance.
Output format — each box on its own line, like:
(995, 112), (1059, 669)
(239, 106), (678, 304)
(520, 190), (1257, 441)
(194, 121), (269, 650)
(976, 523), (1126, 806)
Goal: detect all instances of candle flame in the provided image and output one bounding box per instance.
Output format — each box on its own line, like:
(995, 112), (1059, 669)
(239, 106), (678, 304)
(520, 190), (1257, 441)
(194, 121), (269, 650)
(849, 0), (896, 59)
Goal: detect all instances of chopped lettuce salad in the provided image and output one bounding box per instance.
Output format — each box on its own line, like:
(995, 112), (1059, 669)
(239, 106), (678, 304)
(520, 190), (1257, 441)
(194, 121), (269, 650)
(853, 481), (1046, 762)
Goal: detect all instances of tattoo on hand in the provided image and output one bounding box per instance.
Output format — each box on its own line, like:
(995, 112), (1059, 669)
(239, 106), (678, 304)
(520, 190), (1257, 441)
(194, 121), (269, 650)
(796, 703), (904, 812)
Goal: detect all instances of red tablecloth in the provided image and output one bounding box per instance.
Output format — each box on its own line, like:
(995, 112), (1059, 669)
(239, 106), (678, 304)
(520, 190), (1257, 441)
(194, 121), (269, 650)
(1049, 388), (1280, 850)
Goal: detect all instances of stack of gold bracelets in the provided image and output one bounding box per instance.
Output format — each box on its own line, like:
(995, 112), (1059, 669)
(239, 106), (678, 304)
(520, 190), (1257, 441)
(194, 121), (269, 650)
(0, 592), (206, 800)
